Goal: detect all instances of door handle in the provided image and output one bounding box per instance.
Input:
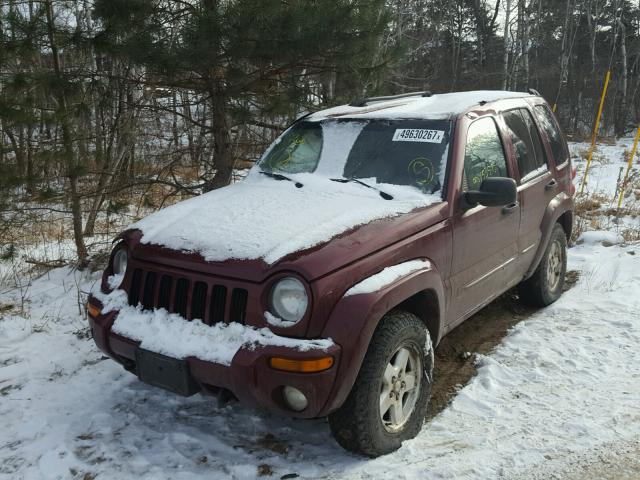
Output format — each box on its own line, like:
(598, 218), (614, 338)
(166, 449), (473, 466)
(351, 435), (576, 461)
(502, 202), (518, 215)
(545, 179), (558, 191)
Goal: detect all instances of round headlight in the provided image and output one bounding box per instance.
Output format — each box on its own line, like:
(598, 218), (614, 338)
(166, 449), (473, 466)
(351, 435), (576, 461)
(270, 277), (309, 324)
(112, 248), (128, 276)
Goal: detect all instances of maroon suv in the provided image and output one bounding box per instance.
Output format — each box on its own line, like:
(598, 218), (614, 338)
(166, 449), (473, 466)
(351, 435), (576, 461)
(87, 90), (574, 457)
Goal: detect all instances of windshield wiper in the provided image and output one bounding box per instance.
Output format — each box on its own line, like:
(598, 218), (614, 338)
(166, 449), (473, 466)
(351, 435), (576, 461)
(330, 177), (394, 200)
(260, 170), (303, 188)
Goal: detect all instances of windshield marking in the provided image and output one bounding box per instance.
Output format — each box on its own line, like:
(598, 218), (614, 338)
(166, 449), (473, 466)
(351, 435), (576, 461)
(392, 129), (445, 143)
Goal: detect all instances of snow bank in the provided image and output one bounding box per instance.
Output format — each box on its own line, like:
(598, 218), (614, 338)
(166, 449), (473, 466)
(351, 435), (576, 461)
(578, 230), (624, 246)
(94, 288), (333, 365)
(4, 230), (638, 479)
(132, 175), (440, 265)
(570, 138), (636, 202)
(344, 259), (431, 296)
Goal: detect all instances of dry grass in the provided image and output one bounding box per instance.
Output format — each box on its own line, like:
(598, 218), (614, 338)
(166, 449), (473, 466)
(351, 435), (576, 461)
(574, 194), (608, 215)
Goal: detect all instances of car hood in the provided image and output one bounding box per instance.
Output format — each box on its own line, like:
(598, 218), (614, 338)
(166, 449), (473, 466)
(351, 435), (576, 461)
(125, 174), (444, 281)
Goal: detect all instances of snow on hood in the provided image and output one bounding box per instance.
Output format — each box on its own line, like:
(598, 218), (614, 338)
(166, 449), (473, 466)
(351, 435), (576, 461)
(130, 174), (441, 265)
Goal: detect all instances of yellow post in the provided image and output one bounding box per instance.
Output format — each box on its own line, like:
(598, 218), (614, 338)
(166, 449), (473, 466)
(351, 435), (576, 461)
(617, 125), (640, 208)
(579, 70), (612, 195)
(552, 103), (557, 113)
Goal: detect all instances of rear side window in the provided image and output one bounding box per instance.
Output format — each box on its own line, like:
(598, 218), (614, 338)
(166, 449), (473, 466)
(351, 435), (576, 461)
(502, 108), (548, 182)
(463, 117), (509, 192)
(534, 105), (568, 166)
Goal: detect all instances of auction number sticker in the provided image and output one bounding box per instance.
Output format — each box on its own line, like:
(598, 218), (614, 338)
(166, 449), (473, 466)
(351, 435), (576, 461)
(392, 129), (444, 143)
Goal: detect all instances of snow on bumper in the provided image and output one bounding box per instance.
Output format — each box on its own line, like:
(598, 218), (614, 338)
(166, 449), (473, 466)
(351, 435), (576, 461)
(110, 303), (335, 366)
(88, 289), (339, 417)
(93, 288), (334, 366)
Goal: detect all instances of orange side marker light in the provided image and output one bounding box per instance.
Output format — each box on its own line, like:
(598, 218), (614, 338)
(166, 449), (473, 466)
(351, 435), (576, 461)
(87, 302), (101, 318)
(269, 356), (334, 373)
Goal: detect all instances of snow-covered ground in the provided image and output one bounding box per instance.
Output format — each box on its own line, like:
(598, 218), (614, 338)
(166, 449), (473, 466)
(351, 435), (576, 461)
(1, 140), (639, 479)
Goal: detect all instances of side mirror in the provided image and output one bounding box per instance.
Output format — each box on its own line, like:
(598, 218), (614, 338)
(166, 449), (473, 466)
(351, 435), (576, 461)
(464, 177), (517, 208)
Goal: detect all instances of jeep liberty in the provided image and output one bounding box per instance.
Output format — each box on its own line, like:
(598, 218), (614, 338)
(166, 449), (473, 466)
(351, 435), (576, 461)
(87, 90), (574, 457)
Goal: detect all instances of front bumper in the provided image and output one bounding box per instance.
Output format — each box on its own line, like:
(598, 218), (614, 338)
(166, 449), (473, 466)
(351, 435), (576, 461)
(88, 299), (341, 418)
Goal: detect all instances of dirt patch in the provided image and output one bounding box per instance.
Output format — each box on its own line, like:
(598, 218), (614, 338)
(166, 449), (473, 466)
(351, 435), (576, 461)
(427, 271), (580, 419)
(0, 383), (23, 397)
(0, 303), (15, 313)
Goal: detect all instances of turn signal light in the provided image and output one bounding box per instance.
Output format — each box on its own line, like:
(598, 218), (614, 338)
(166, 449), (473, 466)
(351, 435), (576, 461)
(86, 302), (101, 318)
(269, 356), (334, 373)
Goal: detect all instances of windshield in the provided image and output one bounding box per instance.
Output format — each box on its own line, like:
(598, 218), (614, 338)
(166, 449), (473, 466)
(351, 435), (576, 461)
(259, 119), (452, 194)
(260, 122), (323, 174)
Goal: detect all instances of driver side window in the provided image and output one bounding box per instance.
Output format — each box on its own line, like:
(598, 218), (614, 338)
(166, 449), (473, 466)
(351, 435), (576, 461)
(463, 117), (509, 192)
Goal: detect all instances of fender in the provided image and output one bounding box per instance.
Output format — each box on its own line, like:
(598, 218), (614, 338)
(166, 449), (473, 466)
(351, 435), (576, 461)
(524, 191), (574, 279)
(318, 263), (445, 416)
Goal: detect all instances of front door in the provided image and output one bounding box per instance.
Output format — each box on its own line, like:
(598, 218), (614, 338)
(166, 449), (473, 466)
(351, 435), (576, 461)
(449, 116), (521, 324)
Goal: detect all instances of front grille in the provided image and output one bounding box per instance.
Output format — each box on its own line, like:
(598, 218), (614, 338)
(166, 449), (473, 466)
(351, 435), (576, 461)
(127, 267), (248, 325)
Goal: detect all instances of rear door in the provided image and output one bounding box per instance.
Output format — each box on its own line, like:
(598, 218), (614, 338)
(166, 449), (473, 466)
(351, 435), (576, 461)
(499, 107), (555, 274)
(449, 116), (521, 324)
(533, 103), (573, 195)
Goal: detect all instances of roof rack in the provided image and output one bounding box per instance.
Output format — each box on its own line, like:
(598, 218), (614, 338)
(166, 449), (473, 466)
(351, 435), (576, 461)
(349, 91), (433, 108)
(528, 88), (541, 96)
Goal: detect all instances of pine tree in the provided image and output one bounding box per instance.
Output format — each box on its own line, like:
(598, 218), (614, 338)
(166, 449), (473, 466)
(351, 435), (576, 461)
(94, 0), (390, 190)
(0, 0), (94, 266)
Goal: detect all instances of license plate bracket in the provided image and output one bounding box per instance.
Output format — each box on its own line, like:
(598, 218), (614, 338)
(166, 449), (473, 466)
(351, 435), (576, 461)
(135, 349), (200, 397)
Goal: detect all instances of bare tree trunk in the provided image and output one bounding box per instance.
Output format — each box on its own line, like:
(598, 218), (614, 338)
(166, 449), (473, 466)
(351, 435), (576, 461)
(470, 0), (485, 69)
(520, 0), (531, 90)
(573, 87), (584, 133)
(95, 101), (105, 170)
(586, 0), (598, 75)
(45, 0), (88, 267)
(502, 0), (512, 89)
(615, 19), (628, 137)
(17, 128), (26, 177)
(4, 129), (25, 178)
(451, 3), (464, 90)
(207, 82), (234, 191)
(554, 0), (574, 107)
(172, 90), (179, 148)
(26, 124), (34, 194)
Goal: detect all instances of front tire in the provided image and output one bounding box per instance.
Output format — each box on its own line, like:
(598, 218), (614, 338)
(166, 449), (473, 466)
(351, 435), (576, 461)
(328, 311), (434, 457)
(519, 223), (567, 306)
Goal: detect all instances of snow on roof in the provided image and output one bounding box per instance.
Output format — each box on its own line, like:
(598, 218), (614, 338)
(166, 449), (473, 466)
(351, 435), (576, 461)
(308, 90), (530, 121)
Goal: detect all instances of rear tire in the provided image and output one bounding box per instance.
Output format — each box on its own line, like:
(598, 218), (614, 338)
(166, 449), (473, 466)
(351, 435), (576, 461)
(519, 223), (567, 306)
(328, 311), (434, 457)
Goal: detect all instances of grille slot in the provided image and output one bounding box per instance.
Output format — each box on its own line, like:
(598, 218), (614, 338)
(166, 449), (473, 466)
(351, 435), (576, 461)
(125, 267), (248, 326)
(191, 281), (208, 321)
(142, 272), (157, 309)
(174, 278), (189, 318)
(157, 275), (173, 310)
(129, 269), (143, 306)
(210, 285), (227, 324)
(230, 288), (248, 324)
